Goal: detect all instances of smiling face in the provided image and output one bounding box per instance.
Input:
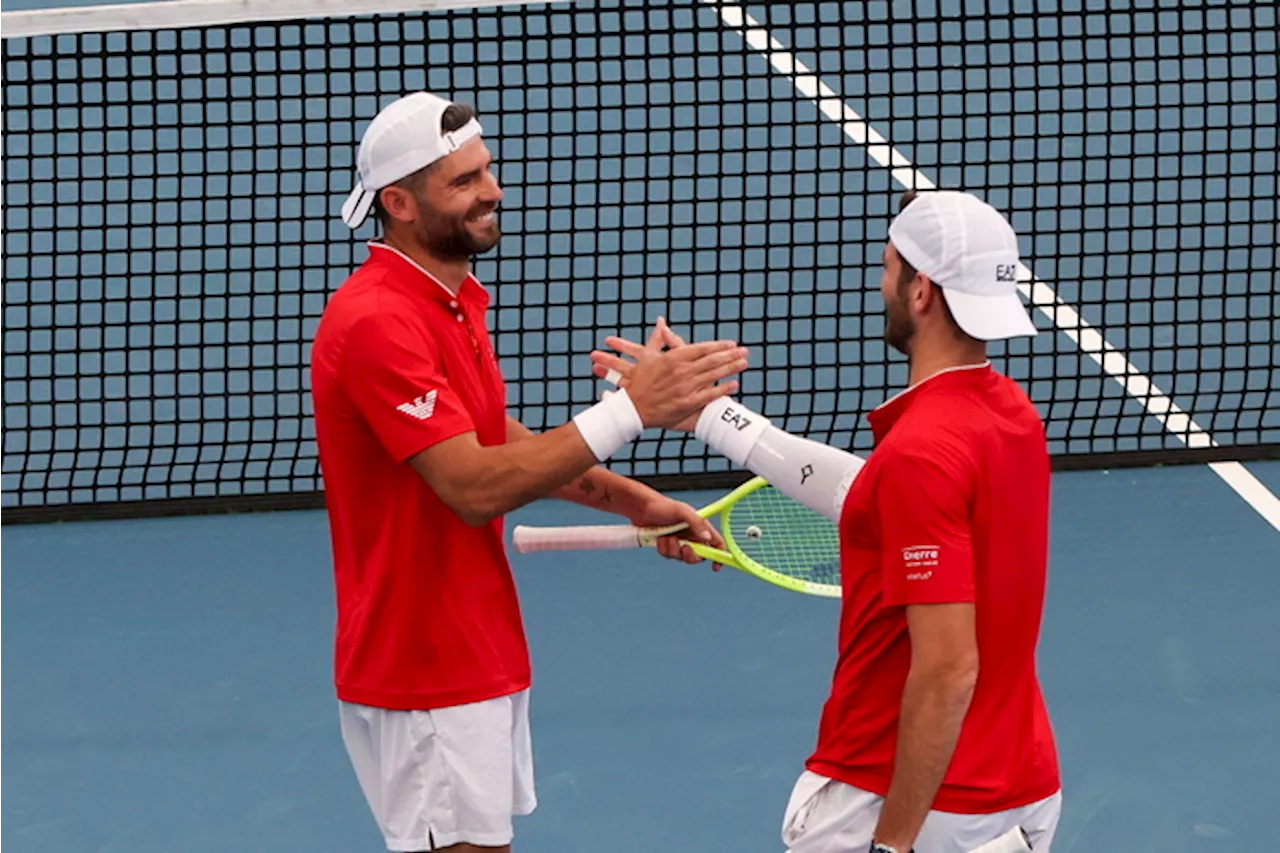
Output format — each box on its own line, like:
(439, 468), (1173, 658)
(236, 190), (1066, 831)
(378, 135), (504, 261)
(416, 136), (504, 257)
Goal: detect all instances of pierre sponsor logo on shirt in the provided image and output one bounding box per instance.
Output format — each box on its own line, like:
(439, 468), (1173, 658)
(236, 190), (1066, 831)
(397, 389), (438, 420)
(902, 544), (939, 581)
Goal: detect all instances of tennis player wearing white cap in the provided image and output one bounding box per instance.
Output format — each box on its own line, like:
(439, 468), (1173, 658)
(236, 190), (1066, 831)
(592, 190), (1063, 853)
(310, 92), (748, 852)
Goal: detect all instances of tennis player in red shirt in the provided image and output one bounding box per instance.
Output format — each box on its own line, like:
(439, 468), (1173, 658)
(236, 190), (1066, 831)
(594, 190), (1063, 853)
(311, 92), (748, 852)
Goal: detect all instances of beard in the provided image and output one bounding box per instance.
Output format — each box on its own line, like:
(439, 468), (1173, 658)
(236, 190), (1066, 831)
(883, 288), (915, 355)
(414, 198), (501, 260)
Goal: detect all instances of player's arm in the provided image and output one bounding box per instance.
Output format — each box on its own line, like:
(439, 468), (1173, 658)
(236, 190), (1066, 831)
(872, 603), (978, 851)
(340, 313), (746, 527)
(409, 424), (610, 527)
(505, 416), (646, 514)
(692, 400), (865, 523)
(504, 415), (725, 561)
(589, 328), (866, 522)
(410, 345), (746, 526)
(869, 448), (980, 852)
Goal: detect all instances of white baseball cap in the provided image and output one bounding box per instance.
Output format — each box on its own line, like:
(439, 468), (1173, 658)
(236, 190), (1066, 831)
(340, 91), (484, 229)
(886, 190), (1038, 341)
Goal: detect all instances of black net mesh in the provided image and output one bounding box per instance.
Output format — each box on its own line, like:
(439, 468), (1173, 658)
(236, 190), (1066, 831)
(3, 0), (1278, 521)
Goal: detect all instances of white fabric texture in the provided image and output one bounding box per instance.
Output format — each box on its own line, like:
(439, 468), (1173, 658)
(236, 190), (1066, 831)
(694, 397), (773, 467)
(339, 690), (536, 851)
(573, 388), (645, 461)
(781, 771), (1062, 853)
(342, 91), (485, 228)
(742, 425), (866, 523)
(694, 398), (865, 523)
(887, 190), (1037, 341)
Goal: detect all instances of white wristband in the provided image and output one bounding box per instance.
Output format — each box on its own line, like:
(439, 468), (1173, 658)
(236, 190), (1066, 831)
(572, 388), (645, 461)
(694, 398), (771, 467)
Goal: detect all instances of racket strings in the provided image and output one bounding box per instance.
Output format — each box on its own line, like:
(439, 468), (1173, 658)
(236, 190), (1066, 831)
(725, 488), (841, 584)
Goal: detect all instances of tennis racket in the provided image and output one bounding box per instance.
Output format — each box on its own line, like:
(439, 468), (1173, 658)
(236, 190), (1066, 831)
(511, 476), (841, 598)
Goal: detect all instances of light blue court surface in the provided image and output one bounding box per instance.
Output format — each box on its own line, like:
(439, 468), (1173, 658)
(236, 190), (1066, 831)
(3, 462), (1277, 853)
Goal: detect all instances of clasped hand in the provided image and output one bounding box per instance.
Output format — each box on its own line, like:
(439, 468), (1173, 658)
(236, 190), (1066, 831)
(591, 317), (744, 569)
(592, 318), (721, 432)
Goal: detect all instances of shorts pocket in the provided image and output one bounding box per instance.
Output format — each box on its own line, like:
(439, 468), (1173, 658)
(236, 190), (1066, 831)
(781, 772), (832, 847)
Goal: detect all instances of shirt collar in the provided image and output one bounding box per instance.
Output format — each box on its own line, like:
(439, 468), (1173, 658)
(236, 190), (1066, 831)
(367, 241), (490, 309)
(867, 361), (992, 443)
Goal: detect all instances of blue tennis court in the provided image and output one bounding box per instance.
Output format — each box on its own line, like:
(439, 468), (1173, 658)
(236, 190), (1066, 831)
(3, 461), (1278, 851)
(2, 0), (1278, 851)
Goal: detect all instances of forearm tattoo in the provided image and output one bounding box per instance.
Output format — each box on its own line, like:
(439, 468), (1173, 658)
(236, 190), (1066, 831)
(577, 476), (613, 506)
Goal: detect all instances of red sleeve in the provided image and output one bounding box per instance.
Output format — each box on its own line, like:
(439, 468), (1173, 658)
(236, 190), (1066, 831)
(877, 447), (976, 606)
(337, 312), (476, 462)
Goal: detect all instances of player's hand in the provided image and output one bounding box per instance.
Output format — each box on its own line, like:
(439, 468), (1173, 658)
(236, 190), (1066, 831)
(590, 318), (687, 388)
(591, 319), (728, 431)
(628, 492), (725, 570)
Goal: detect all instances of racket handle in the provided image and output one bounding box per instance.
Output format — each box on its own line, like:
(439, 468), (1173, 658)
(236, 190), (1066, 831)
(511, 524), (645, 553)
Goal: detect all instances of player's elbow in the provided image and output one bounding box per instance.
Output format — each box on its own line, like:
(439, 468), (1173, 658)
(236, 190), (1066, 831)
(952, 658), (980, 698)
(409, 439), (509, 526)
(934, 655), (980, 701)
(449, 502), (493, 528)
(446, 475), (522, 527)
(435, 483), (505, 527)
(913, 651), (979, 702)
(905, 603), (979, 701)
(456, 495), (503, 527)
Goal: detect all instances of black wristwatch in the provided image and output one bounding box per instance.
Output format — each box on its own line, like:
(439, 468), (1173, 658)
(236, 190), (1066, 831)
(869, 844), (914, 853)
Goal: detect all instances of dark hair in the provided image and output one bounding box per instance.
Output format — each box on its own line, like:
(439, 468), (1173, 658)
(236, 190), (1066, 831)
(892, 189), (976, 343)
(373, 102), (478, 228)
(440, 102), (476, 134)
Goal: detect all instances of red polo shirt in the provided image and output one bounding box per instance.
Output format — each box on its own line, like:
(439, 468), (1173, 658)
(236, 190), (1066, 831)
(808, 363), (1061, 813)
(310, 243), (530, 710)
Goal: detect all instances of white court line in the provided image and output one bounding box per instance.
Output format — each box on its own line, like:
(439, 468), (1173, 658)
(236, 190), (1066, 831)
(708, 1), (1280, 532)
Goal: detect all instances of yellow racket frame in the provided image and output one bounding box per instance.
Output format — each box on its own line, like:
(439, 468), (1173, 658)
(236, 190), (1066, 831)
(647, 476), (841, 598)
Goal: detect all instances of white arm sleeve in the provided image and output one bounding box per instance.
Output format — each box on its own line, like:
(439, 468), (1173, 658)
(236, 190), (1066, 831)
(740, 425), (866, 523)
(692, 398), (865, 523)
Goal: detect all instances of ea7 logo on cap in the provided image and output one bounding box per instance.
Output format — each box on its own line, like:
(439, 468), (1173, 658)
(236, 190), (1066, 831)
(995, 264), (1017, 282)
(397, 390), (438, 420)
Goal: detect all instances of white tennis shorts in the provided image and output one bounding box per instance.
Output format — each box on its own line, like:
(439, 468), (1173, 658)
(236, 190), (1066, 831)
(339, 690), (536, 851)
(782, 771), (1062, 853)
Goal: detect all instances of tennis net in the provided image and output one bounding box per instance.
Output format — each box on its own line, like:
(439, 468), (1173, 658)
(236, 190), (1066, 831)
(2, 0), (1277, 522)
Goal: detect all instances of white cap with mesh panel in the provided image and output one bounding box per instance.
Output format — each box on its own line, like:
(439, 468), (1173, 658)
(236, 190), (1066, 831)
(340, 91), (484, 229)
(886, 190), (1039, 341)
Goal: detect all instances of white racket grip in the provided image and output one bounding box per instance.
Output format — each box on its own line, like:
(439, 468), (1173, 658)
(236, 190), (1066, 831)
(968, 827), (1033, 853)
(511, 524), (644, 553)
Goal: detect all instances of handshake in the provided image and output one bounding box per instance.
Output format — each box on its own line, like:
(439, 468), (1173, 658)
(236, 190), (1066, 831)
(585, 317), (748, 434)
